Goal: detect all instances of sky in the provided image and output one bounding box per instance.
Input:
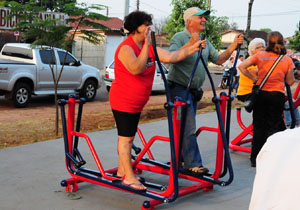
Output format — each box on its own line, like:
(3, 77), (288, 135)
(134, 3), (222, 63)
(80, 0), (300, 38)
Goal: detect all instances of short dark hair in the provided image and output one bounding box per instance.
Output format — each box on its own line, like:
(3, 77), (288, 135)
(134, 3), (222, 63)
(123, 11), (153, 34)
(265, 31), (287, 55)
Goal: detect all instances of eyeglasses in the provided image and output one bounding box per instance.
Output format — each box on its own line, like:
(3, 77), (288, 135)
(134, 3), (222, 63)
(145, 22), (152, 26)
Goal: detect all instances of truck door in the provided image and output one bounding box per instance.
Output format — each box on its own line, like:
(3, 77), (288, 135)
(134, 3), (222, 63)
(57, 51), (82, 89)
(38, 49), (56, 90)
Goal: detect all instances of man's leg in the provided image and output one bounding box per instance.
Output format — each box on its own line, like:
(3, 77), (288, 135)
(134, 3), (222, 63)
(181, 92), (203, 169)
(169, 84), (207, 174)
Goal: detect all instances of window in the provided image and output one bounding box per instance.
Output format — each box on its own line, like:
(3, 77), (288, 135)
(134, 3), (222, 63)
(2, 46), (33, 59)
(39, 50), (56, 64)
(109, 62), (115, 69)
(58, 51), (77, 66)
(156, 63), (168, 74)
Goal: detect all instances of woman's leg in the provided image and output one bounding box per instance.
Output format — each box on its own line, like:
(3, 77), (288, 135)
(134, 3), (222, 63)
(251, 93), (268, 165)
(265, 91), (286, 137)
(112, 109), (145, 190)
(117, 135), (145, 190)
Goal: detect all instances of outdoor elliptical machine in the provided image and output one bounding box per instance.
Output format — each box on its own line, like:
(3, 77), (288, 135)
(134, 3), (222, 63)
(229, 65), (298, 153)
(58, 32), (235, 210)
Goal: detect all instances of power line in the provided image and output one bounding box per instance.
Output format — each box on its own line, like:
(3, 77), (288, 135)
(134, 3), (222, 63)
(228, 10), (300, 19)
(140, 1), (170, 14)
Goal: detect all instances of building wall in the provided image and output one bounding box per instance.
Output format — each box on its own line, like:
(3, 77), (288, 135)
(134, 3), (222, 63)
(221, 32), (239, 43)
(73, 33), (106, 71)
(105, 35), (123, 67)
(72, 33), (123, 72)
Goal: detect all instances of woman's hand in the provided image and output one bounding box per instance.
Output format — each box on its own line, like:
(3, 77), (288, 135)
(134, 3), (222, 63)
(144, 26), (151, 46)
(253, 77), (258, 84)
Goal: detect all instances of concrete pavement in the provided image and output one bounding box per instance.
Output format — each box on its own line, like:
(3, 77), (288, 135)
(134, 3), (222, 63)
(0, 109), (255, 210)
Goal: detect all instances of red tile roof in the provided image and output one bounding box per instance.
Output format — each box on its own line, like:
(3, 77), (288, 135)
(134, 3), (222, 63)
(70, 17), (123, 31)
(221, 29), (268, 43)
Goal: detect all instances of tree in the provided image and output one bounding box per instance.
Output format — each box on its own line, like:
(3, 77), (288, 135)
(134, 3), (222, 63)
(259, 28), (272, 33)
(153, 18), (167, 35)
(289, 31), (300, 52)
(245, 0), (254, 44)
(230, 22), (239, 30)
(4, 0), (76, 11)
(164, 0), (230, 50)
(7, 1), (110, 135)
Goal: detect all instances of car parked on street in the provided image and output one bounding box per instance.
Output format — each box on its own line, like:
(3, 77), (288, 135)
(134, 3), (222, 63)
(0, 43), (102, 107)
(104, 61), (168, 92)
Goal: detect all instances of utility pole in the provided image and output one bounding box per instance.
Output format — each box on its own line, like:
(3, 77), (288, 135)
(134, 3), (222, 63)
(106, 7), (109, 17)
(137, 0), (140, 10)
(124, 0), (130, 18)
(207, 0), (211, 10)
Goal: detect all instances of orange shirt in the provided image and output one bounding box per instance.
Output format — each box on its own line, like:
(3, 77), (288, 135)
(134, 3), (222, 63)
(109, 35), (156, 113)
(250, 51), (294, 93)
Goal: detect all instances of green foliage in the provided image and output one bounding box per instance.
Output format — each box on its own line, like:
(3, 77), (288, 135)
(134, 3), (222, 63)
(259, 28), (272, 33)
(230, 22), (238, 30)
(5, 0), (76, 12)
(164, 0), (230, 50)
(6, 1), (110, 50)
(205, 15), (230, 49)
(289, 31), (300, 52)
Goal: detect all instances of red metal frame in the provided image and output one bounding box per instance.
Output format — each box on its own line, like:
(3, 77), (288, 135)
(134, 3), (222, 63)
(59, 94), (231, 209)
(196, 94), (227, 178)
(229, 108), (252, 153)
(229, 81), (300, 153)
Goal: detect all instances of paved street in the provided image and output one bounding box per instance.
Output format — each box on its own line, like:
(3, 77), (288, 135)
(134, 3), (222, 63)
(0, 109), (255, 210)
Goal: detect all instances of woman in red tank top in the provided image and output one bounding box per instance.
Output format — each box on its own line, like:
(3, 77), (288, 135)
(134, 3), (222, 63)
(109, 11), (205, 191)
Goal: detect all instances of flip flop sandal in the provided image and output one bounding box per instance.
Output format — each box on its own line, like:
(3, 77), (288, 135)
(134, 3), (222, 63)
(114, 174), (145, 183)
(120, 181), (147, 192)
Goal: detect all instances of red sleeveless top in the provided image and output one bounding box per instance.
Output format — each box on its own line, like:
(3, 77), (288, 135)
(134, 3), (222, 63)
(109, 35), (156, 113)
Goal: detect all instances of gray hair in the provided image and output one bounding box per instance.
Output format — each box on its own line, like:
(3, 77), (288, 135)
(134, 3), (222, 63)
(185, 17), (193, 27)
(248, 38), (266, 55)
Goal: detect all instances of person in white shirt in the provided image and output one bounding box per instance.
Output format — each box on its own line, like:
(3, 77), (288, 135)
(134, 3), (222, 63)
(249, 128), (300, 210)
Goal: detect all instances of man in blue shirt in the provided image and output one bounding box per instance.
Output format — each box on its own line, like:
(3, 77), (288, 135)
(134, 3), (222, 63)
(168, 7), (244, 177)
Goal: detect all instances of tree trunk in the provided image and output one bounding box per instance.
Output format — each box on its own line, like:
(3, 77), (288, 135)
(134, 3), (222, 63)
(245, 0), (254, 40)
(245, 0), (255, 55)
(55, 84), (59, 136)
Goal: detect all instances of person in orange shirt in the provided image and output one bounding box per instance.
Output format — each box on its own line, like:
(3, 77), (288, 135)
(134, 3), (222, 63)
(238, 31), (295, 167)
(237, 38), (266, 102)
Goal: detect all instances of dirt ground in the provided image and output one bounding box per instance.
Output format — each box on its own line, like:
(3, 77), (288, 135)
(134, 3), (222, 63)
(0, 88), (238, 149)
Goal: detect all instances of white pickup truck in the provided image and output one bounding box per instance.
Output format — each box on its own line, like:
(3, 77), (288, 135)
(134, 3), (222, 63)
(0, 43), (102, 107)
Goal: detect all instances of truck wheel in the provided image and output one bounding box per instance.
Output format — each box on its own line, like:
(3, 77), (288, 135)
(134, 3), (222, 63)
(80, 80), (97, 101)
(12, 82), (31, 108)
